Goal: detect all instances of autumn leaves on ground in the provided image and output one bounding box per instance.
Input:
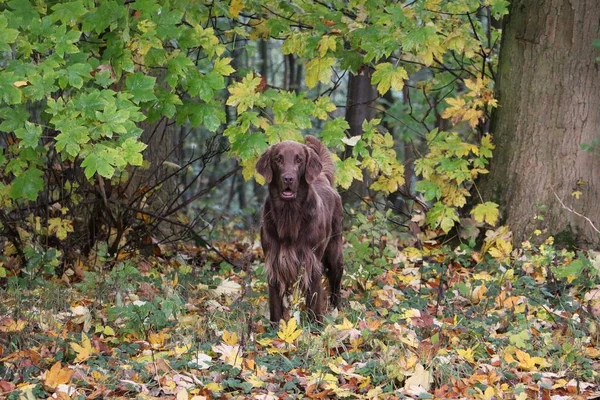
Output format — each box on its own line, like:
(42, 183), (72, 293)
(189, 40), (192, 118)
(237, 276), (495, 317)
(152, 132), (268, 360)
(1, 219), (600, 400)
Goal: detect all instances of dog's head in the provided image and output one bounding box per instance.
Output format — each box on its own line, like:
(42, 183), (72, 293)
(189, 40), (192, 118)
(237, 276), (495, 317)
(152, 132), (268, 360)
(256, 140), (322, 201)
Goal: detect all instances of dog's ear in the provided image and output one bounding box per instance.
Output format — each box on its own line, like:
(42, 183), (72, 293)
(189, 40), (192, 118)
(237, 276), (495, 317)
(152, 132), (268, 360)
(305, 146), (322, 184)
(256, 148), (273, 184)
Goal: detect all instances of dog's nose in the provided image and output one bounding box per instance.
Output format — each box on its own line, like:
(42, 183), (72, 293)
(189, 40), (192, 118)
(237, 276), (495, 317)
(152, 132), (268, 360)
(283, 174), (295, 185)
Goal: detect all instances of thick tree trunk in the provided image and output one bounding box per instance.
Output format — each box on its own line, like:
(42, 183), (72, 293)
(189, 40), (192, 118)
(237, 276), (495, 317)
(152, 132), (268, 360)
(480, 0), (600, 247)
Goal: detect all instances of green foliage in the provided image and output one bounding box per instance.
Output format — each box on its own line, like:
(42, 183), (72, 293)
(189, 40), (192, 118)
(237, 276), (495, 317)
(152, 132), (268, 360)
(0, 0), (510, 270)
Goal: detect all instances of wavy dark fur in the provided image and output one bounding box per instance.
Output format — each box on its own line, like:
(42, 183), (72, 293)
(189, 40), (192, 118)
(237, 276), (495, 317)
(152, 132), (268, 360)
(256, 135), (343, 323)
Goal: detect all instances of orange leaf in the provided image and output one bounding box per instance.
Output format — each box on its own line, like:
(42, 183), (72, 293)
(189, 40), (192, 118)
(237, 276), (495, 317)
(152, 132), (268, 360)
(43, 362), (73, 391)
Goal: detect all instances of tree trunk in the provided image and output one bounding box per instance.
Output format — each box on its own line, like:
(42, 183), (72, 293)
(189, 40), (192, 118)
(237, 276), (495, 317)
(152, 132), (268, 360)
(480, 0), (600, 248)
(343, 66), (378, 202)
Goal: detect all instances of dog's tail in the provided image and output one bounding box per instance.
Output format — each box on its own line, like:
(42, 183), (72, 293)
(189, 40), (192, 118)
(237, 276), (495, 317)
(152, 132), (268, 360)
(305, 135), (335, 187)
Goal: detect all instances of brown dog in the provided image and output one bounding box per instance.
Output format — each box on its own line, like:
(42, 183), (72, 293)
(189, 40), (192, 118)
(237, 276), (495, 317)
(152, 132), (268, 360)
(256, 135), (343, 324)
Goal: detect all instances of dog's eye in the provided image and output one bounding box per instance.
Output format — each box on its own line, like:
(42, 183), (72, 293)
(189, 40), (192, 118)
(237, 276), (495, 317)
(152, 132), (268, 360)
(295, 156), (302, 164)
(275, 155), (283, 163)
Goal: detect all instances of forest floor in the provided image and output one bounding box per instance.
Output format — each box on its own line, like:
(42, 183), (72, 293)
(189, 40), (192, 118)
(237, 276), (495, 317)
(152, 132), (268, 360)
(1, 221), (600, 399)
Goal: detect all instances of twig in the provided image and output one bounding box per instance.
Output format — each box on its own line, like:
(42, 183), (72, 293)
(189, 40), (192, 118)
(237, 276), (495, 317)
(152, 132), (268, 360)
(553, 190), (600, 234)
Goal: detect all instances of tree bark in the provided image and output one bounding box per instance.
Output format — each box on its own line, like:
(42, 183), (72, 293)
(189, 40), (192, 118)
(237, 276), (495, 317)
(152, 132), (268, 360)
(343, 66), (378, 202)
(480, 0), (600, 247)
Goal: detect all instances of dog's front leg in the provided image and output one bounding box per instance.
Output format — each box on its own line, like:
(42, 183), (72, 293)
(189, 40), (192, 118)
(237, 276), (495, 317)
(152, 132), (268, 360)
(304, 260), (325, 323)
(268, 280), (284, 325)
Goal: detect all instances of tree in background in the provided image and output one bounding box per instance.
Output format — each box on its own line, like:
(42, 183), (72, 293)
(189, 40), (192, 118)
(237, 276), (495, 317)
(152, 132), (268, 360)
(480, 0), (600, 247)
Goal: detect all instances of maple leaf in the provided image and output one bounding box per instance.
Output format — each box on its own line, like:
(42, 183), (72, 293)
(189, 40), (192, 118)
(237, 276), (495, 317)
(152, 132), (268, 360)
(70, 333), (97, 363)
(404, 363), (432, 394)
(277, 318), (302, 344)
(305, 57), (335, 89)
(442, 96), (466, 121)
(226, 74), (262, 113)
(48, 217), (74, 240)
(212, 278), (242, 296)
(43, 362), (74, 391)
(371, 63), (408, 95)
(471, 202), (500, 226)
(189, 353), (212, 370)
(213, 58), (235, 76)
(506, 349), (550, 371)
(336, 158), (363, 189)
(488, 238), (512, 263)
(457, 347), (477, 364)
(318, 35), (337, 57)
(212, 343), (243, 368)
(229, 0), (244, 18)
(222, 330), (239, 345)
(0, 318), (27, 332)
(149, 331), (169, 349)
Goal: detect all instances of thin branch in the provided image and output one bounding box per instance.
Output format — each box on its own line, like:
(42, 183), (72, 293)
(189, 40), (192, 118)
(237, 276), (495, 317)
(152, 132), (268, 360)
(553, 191), (600, 234)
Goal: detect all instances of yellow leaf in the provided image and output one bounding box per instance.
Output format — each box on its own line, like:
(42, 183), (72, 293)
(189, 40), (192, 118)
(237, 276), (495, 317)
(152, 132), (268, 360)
(572, 190), (582, 199)
(13, 80), (29, 87)
(222, 330), (239, 345)
(457, 347), (476, 364)
(463, 107), (483, 128)
(277, 318), (302, 344)
(43, 362), (74, 391)
(334, 318), (354, 331)
(48, 217), (74, 241)
(488, 238), (512, 263)
(470, 285), (487, 304)
(149, 331), (169, 349)
(318, 35), (337, 57)
(203, 382), (223, 392)
(471, 202), (499, 226)
(0, 318), (27, 332)
(226, 74), (261, 113)
(305, 57), (335, 89)
(229, 0), (244, 18)
(70, 333), (96, 363)
(442, 97), (465, 120)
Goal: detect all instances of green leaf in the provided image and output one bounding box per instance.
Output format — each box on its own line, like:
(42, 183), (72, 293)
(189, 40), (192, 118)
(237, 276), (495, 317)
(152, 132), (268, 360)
(95, 103), (130, 137)
(54, 27), (81, 57)
(121, 138), (147, 166)
(471, 202), (499, 226)
(213, 57), (235, 76)
(0, 72), (23, 105)
(55, 126), (89, 157)
(321, 118), (349, 149)
(553, 259), (585, 280)
(0, 105), (29, 132)
(81, 149), (116, 179)
(416, 180), (442, 201)
(14, 121), (42, 149)
(188, 74), (214, 101)
(305, 57), (335, 89)
(313, 96), (336, 120)
(0, 14), (19, 52)
(125, 73), (157, 104)
(371, 63), (408, 95)
(9, 168), (44, 201)
(427, 203), (459, 233)
(508, 330), (530, 349)
(336, 158), (363, 189)
(65, 63), (92, 89)
(50, 1), (88, 24)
